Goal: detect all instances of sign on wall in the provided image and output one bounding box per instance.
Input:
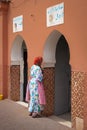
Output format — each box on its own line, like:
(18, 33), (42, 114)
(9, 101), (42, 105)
(46, 2), (64, 27)
(13, 15), (23, 33)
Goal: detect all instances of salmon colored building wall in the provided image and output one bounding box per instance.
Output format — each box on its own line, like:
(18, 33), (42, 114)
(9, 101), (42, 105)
(7, 0), (87, 71)
(0, 0), (87, 130)
(0, 2), (9, 98)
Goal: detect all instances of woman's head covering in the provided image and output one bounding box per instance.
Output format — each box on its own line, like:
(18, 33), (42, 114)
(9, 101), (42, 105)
(34, 56), (43, 66)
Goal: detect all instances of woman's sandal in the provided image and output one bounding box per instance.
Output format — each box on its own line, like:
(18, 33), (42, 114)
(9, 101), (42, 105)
(29, 112), (32, 116)
(32, 113), (41, 118)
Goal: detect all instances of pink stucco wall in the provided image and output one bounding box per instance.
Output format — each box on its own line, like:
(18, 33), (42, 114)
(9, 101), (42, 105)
(7, 0), (87, 72)
(0, 3), (9, 97)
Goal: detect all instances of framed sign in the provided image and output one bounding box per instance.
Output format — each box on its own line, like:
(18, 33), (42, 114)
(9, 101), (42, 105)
(46, 2), (64, 27)
(13, 15), (23, 33)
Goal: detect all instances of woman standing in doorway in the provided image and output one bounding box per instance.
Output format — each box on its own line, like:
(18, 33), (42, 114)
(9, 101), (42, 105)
(25, 56), (46, 118)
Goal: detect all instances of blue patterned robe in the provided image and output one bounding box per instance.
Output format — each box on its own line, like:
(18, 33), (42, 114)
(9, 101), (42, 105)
(28, 65), (43, 113)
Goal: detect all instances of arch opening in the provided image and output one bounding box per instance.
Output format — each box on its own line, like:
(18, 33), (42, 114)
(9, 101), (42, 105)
(43, 30), (71, 123)
(10, 35), (28, 101)
(55, 35), (71, 121)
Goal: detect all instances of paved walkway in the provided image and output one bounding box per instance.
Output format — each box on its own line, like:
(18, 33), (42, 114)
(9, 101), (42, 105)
(0, 99), (75, 130)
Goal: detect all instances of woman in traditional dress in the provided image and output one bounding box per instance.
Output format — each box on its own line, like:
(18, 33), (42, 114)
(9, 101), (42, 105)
(25, 56), (46, 118)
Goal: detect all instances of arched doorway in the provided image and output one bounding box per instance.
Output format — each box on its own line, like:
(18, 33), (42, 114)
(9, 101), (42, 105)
(55, 35), (71, 117)
(10, 35), (28, 101)
(43, 30), (71, 122)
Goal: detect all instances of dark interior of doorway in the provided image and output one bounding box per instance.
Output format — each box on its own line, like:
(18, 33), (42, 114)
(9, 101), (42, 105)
(55, 35), (71, 122)
(23, 49), (28, 101)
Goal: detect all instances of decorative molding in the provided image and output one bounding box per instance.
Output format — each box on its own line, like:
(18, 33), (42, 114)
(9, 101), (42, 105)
(11, 61), (20, 65)
(43, 62), (55, 68)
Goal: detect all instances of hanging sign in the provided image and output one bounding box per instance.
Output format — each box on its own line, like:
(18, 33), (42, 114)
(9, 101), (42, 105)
(13, 15), (23, 33)
(46, 2), (64, 27)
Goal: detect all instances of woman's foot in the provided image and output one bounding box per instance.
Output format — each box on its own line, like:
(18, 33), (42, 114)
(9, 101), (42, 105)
(29, 112), (32, 116)
(32, 112), (41, 118)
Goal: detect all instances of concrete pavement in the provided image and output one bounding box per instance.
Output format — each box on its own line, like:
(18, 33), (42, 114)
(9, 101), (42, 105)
(0, 99), (75, 130)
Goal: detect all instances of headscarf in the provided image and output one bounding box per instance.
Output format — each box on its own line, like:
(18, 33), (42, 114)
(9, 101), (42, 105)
(34, 56), (43, 66)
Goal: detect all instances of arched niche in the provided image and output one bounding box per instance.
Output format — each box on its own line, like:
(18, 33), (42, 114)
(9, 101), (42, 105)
(10, 35), (28, 101)
(43, 30), (62, 67)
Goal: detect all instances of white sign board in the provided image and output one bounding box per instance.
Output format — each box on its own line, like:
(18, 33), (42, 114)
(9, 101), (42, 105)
(46, 2), (64, 27)
(13, 15), (23, 33)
